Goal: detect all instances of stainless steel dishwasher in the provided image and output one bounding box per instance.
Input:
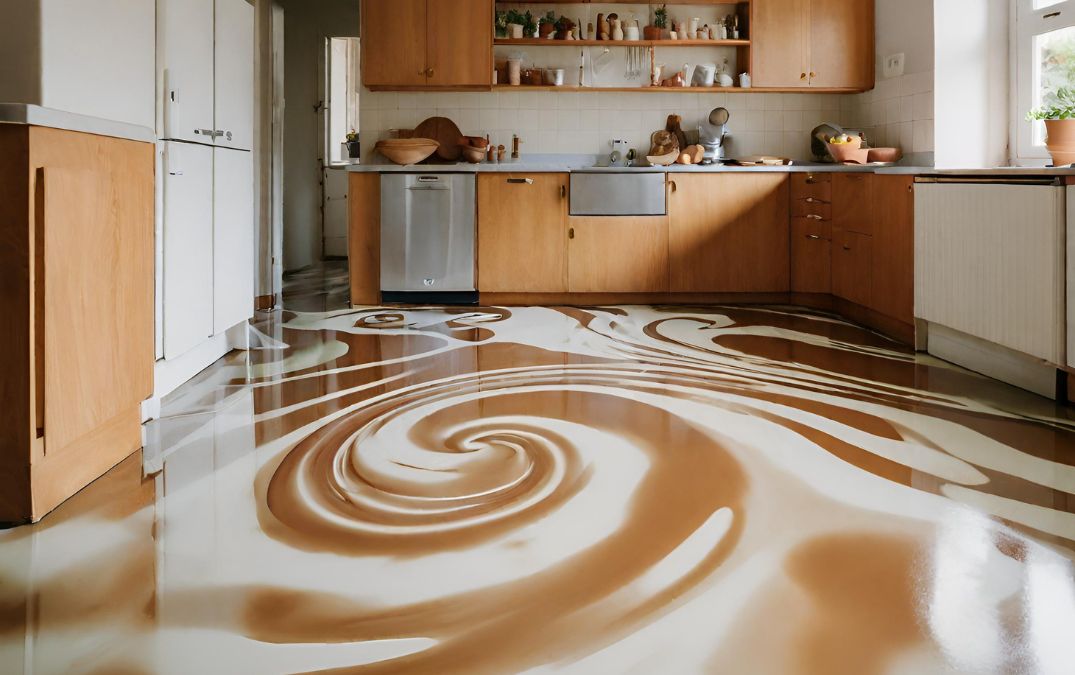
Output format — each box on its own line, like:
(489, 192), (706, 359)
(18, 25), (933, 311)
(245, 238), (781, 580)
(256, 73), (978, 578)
(380, 173), (477, 304)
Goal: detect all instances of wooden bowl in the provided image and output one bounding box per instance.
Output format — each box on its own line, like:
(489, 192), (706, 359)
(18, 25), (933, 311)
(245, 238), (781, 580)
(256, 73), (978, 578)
(647, 149), (679, 166)
(460, 145), (485, 164)
(461, 136), (489, 149)
(827, 142), (869, 164)
(375, 138), (439, 165)
(868, 147), (903, 163)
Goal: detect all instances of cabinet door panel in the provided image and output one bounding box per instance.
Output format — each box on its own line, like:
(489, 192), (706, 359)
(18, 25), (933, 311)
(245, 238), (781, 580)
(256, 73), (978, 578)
(870, 175), (914, 324)
(361, 0), (428, 87)
(808, 0), (875, 89)
(478, 174), (567, 293)
(427, 0), (493, 87)
(213, 148), (254, 334)
(669, 173), (790, 292)
(833, 228), (872, 307)
(214, 0), (255, 150)
(791, 217), (831, 294)
(160, 0), (215, 142)
(568, 216), (668, 293)
(163, 142), (214, 359)
(40, 164), (153, 454)
(752, 0), (808, 88)
(832, 173), (874, 235)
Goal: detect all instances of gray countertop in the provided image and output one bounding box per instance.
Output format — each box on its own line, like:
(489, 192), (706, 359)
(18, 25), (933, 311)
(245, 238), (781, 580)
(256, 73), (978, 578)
(0, 103), (156, 144)
(342, 154), (1075, 176)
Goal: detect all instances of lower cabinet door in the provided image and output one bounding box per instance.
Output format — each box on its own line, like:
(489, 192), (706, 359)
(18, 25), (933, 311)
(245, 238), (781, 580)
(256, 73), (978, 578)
(163, 141), (214, 359)
(790, 217), (832, 293)
(568, 216), (669, 293)
(213, 147), (254, 334)
(477, 173), (567, 292)
(832, 227), (872, 308)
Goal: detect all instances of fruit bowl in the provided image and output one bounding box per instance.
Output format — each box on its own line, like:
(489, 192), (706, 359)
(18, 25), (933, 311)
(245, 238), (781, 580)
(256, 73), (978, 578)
(868, 147), (903, 163)
(375, 138), (439, 165)
(827, 136), (868, 164)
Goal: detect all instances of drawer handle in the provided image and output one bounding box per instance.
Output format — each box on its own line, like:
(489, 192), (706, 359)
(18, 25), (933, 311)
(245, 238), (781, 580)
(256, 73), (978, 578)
(805, 177), (820, 184)
(507, 178), (534, 184)
(561, 184), (566, 198)
(843, 245), (852, 251)
(806, 234), (824, 240)
(806, 214), (824, 220)
(568, 228), (575, 239)
(670, 180), (677, 193)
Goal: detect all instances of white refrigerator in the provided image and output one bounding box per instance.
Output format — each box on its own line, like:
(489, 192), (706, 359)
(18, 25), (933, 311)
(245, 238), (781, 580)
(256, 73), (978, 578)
(158, 0), (254, 362)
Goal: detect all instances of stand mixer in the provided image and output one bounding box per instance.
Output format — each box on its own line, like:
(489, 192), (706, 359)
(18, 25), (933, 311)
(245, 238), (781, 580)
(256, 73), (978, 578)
(698, 107), (730, 164)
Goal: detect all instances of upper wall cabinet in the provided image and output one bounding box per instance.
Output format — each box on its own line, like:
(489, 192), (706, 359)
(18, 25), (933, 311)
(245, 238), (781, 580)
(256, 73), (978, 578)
(753, 0), (874, 91)
(362, 0), (493, 90)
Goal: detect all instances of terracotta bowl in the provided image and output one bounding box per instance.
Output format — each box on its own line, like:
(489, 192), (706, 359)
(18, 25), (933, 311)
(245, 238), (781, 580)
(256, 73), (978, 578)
(646, 149), (679, 166)
(375, 138), (439, 165)
(827, 141), (869, 164)
(460, 145), (486, 164)
(868, 147), (903, 163)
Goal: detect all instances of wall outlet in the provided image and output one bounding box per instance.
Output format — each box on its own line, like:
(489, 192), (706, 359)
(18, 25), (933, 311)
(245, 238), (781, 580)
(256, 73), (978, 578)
(884, 53), (905, 79)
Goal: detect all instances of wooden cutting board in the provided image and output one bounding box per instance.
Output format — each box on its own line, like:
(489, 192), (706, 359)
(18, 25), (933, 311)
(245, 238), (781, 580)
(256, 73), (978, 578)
(413, 117), (463, 161)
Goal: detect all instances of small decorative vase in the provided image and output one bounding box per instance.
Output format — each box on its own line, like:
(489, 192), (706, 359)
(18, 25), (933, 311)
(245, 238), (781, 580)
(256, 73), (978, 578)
(675, 22), (686, 40)
(688, 18), (699, 38)
(508, 24), (523, 39)
(643, 25), (661, 41)
(611, 19), (624, 41)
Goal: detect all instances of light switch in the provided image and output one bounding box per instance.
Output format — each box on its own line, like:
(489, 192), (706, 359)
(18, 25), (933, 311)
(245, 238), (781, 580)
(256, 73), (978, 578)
(884, 53), (905, 79)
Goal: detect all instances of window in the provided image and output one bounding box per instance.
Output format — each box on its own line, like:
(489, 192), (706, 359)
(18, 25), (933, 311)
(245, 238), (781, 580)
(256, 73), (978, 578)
(1015, 0), (1075, 162)
(323, 37), (361, 165)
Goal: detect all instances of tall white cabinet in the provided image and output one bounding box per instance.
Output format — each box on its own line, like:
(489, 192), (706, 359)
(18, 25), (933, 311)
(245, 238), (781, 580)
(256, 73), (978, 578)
(155, 0), (255, 402)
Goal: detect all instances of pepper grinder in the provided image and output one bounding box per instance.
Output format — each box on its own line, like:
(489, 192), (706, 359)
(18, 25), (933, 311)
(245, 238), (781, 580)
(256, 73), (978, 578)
(511, 135), (521, 160)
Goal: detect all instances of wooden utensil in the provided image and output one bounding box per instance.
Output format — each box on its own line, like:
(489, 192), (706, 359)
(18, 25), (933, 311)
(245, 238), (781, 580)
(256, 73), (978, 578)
(414, 117), (464, 161)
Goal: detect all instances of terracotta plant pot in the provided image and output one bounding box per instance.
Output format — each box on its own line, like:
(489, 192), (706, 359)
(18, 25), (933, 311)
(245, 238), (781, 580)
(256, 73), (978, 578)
(1045, 119), (1075, 166)
(643, 25), (662, 40)
(540, 24), (555, 38)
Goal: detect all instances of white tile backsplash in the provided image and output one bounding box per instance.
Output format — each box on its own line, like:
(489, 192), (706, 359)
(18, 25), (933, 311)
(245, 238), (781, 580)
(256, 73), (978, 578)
(359, 72), (934, 162)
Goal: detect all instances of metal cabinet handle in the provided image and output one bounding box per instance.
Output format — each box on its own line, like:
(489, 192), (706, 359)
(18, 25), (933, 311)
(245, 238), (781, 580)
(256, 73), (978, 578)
(669, 180), (677, 193)
(843, 245), (852, 251)
(806, 214), (823, 220)
(809, 72), (817, 79)
(426, 67), (435, 78)
(561, 184), (567, 198)
(568, 228), (575, 239)
(507, 178), (534, 184)
(800, 72), (807, 81)
(806, 234), (823, 240)
(805, 176), (819, 184)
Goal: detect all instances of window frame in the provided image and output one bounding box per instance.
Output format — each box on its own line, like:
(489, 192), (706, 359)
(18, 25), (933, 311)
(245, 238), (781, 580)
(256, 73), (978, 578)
(1013, 0), (1075, 164)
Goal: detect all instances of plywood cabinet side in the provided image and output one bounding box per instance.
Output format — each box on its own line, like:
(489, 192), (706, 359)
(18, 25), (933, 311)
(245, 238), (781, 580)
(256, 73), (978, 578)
(349, 172), (381, 306)
(869, 175), (914, 325)
(426, 0), (493, 87)
(361, 0), (428, 88)
(477, 173), (567, 293)
(669, 173), (790, 293)
(568, 216), (669, 293)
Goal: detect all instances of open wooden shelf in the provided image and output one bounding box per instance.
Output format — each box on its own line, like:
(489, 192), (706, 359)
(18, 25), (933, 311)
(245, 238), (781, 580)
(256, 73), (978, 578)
(491, 84), (864, 94)
(494, 38), (750, 47)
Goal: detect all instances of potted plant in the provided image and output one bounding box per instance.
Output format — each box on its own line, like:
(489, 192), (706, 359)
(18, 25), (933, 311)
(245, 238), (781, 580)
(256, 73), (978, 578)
(523, 10), (538, 39)
(645, 4), (667, 40)
(505, 9), (526, 39)
(539, 11), (557, 39)
(1028, 88), (1075, 165)
(554, 15), (575, 40)
(344, 130), (360, 160)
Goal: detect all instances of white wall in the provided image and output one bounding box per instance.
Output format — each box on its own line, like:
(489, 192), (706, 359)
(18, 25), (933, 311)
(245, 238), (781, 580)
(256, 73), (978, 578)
(278, 0), (358, 273)
(0, 0), (156, 128)
(933, 0), (1009, 168)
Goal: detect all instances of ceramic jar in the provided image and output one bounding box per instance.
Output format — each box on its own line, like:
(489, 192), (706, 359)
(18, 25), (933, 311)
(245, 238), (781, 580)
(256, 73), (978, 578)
(611, 19), (624, 41)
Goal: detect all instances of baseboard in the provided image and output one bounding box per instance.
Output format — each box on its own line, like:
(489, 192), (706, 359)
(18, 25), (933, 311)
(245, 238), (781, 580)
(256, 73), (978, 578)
(146, 322), (249, 419)
(925, 322), (1060, 399)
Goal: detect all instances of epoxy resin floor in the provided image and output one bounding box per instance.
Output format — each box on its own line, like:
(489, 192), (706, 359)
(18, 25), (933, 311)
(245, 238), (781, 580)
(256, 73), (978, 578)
(3, 274), (1075, 674)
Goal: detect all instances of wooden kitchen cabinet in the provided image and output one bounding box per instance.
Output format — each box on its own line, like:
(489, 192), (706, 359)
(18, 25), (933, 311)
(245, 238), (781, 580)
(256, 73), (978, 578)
(478, 173), (568, 293)
(752, 0), (874, 91)
(349, 173), (381, 305)
(791, 218), (832, 294)
(832, 173), (874, 235)
(832, 227), (873, 308)
(668, 173), (789, 293)
(869, 175), (915, 325)
(568, 216), (669, 293)
(362, 0), (493, 90)
(0, 125), (154, 523)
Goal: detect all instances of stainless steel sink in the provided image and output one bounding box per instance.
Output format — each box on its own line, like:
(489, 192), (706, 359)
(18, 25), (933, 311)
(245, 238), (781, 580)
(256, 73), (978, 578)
(569, 172), (667, 216)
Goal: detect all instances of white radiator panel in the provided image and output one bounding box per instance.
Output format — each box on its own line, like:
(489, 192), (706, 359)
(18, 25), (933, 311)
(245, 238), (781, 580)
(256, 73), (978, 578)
(915, 183), (1065, 365)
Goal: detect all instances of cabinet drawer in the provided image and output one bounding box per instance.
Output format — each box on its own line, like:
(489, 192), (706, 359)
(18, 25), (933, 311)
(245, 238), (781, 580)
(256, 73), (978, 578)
(791, 198), (832, 220)
(791, 173), (832, 202)
(791, 218), (832, 294)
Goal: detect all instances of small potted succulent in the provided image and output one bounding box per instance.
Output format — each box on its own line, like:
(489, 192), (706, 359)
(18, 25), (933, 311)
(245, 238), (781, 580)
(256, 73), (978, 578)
(645, 4), (668, 40)
(1028, 87), (1075, 166)
(539, 11), (557, 39)
(505, 9), (526, 39)
(344, 130), (360, 160)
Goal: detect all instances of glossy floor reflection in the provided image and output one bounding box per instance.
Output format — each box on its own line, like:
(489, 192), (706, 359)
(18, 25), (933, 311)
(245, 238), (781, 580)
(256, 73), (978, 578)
(3, 271), (1075, 674)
